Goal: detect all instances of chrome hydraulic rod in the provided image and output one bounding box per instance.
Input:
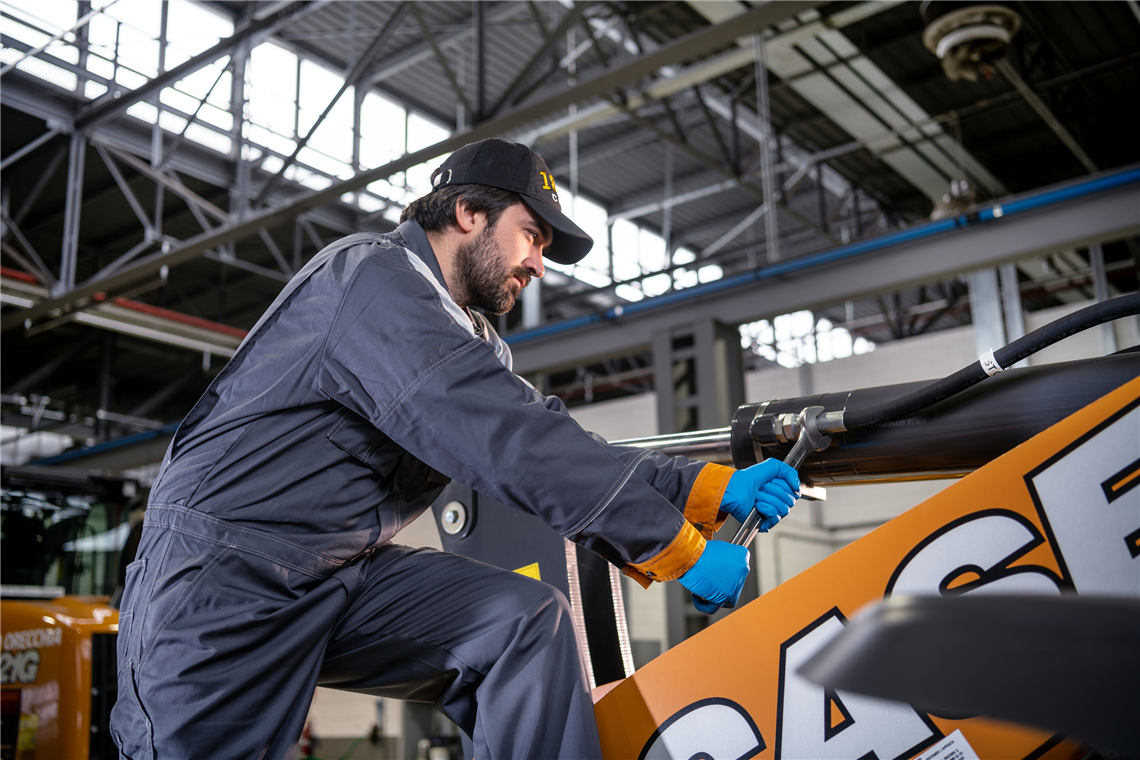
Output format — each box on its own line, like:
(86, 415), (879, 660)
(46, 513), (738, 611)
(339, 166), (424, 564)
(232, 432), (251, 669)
(611, 427), (733, 463)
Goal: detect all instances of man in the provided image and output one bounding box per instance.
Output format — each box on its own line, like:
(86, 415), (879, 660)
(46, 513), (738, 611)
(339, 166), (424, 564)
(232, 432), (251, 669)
(110, 139), (800, 759)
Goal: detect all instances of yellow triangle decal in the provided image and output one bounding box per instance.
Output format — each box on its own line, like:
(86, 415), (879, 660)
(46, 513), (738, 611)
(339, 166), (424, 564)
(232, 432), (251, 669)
(513, 562), (541, 581)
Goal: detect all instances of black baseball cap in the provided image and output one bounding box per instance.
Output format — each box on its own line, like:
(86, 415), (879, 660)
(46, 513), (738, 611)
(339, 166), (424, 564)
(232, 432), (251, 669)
(430, 138), (594, 265)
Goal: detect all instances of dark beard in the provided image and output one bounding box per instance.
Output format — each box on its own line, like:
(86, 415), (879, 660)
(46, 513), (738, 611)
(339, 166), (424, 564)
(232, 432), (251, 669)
(452, 225), (531, 315)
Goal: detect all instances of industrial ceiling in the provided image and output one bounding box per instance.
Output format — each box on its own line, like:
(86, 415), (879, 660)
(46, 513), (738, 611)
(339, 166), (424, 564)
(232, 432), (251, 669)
(2, 0), (1138, 461)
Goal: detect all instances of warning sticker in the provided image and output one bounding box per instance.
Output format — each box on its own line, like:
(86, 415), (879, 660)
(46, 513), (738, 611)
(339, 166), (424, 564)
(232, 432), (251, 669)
(513, 562), (541, 581)
(917, 730), (981, 760)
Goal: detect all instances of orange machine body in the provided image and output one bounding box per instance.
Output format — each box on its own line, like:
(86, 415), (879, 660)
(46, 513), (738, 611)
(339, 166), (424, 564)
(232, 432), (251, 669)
(595, 378), (1138, 760)
(1, 595), (118, 760)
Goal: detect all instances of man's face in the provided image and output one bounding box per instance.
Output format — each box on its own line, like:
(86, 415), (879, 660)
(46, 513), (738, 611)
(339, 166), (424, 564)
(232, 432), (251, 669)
(453, 203), (553, 316)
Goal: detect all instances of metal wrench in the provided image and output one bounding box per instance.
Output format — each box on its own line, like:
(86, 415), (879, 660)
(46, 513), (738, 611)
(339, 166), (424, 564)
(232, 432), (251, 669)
(701, 406), (831, 611)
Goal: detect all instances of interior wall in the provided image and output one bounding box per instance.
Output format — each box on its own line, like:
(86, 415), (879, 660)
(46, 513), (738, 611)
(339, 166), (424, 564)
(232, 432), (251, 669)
(566, 391), (659, 441)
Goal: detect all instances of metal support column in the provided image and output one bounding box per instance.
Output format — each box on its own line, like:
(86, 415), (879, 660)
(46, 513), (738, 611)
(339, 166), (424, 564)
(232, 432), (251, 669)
(230, 36), (251, 225)
(474, 0), (485, 121)
(606, 221), (614, 282)
(522, 280), (542, 329)
(654, 318), (748, 647)
(0, 185), (8, 244)
(97, 332), (116, 441)
(652, 327), (699, 436)
(968, 268), (1006, 358)
(999, 262), (1028, 367)
(565, 22), (579, 352)
(352, 84), (365, 204)
(293, 218), (303, 271)
(1089, 242), (1118, 354)
(152, 1), (169, 238)
(753, 32), (779, 263)
(816, 164), (827, 234)
(57, 132), (87, 296)
(662, 143), (674, 257)
(75, 1), (91, 95)
(455, 42), (467, 131)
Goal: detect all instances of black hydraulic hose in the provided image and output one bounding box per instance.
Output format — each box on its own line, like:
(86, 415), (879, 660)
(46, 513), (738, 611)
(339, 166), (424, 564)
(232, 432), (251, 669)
(842, 293), (1140, 431)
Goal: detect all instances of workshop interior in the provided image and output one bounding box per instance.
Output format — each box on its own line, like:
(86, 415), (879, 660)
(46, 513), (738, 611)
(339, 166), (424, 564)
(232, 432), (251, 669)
(1, 0), (1138, 758)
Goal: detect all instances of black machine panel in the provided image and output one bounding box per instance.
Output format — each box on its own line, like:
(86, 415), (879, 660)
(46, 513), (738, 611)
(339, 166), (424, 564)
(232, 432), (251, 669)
(431, 483), (629, 687)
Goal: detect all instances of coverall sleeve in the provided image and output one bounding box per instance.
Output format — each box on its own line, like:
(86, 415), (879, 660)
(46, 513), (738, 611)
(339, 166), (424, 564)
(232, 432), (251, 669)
(317, 249), (708, 582)
(539, 392), (736, 548)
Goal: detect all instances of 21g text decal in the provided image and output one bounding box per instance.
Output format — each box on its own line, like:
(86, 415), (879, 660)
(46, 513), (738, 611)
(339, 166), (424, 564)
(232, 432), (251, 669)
(0, 649), (40, 684)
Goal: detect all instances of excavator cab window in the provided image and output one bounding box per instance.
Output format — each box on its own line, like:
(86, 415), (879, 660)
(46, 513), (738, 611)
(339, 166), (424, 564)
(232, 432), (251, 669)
(1, 465), (140, 597)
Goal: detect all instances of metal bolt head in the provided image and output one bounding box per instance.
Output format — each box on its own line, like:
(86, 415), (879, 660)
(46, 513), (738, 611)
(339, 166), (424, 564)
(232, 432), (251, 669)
(441, 501), (467, 535)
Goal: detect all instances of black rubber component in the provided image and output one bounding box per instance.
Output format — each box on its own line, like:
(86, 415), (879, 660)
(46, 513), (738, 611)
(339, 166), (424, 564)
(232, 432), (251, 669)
(732, 353), (1138, 483)
(799, 595), (1140, 758)
(842, 294), (1140, 431)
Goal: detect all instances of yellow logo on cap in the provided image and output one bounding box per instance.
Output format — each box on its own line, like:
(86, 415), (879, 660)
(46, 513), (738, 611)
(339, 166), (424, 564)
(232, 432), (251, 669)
(539, 171), (557, 192)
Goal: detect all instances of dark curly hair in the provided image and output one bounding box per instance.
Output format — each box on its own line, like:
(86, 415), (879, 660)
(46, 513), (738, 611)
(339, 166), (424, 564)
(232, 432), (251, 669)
(400, 181), (522, 232)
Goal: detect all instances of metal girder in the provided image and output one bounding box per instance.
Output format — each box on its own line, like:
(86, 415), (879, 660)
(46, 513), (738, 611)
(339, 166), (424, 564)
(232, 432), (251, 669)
(3, 344), (87, 395)
(608, 174), (740, 223)
(0, 127), (63, 172)
(96, 139), (229, 222)
(94, 143), (154, 236)
(507, 167), (1140, 375)
(547, 128), (661, 176)
(488, 3), (587, 117)
(0, 0), (116, 78)
(252, 1), (411, 208)
(613, 98), (836, 246)
(700, 159), (817, 259)
(8, 146), (67, 236)
(74, 0), (322, 130)
(994, 58), (1098, 175)
(544, 225), (827, 315)
(366, 2), (525, 84)
(409, 2), (472, 115)
(29, 426), (178, 470)
(0, 209), (55, 286)
(158, 61), (232, 169)
(3, 0), (819, 332)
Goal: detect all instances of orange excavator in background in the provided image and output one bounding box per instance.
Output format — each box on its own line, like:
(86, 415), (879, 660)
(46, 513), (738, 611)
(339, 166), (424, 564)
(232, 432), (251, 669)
(1, 466), (137, 760)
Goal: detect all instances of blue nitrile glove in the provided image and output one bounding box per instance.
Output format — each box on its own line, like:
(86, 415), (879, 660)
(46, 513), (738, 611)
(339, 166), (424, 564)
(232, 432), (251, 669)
(721, 459), (801, 534)
(677, 540), (751, 614)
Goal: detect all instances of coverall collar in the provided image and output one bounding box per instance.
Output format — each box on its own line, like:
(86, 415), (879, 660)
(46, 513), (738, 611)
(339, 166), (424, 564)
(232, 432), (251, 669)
(395, 220), (447, 293)
(396, 219), (492, 336)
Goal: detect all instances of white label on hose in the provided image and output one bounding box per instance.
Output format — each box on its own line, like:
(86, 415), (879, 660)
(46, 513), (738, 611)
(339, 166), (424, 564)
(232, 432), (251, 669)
(979, 349), (1003, 376)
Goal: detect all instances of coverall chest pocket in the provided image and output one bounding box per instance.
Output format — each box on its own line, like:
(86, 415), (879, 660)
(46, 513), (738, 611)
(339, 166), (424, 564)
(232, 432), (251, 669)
(326, 409), (403, 479)
(116, 558), (147, 659)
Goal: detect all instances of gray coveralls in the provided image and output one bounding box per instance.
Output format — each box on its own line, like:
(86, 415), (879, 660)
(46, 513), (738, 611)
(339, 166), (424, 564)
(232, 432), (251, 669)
(110, 221), (711, 759)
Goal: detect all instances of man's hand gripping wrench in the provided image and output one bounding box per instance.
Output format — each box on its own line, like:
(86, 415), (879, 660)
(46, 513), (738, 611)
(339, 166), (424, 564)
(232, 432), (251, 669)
(694, 406), (832, 611)
(730, 405), (832, 548)
(691, 406), (832, 611)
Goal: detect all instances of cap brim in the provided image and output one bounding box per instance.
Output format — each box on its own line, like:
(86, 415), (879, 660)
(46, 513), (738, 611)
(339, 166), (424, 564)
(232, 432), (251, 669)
(521, 197), (593, 265)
